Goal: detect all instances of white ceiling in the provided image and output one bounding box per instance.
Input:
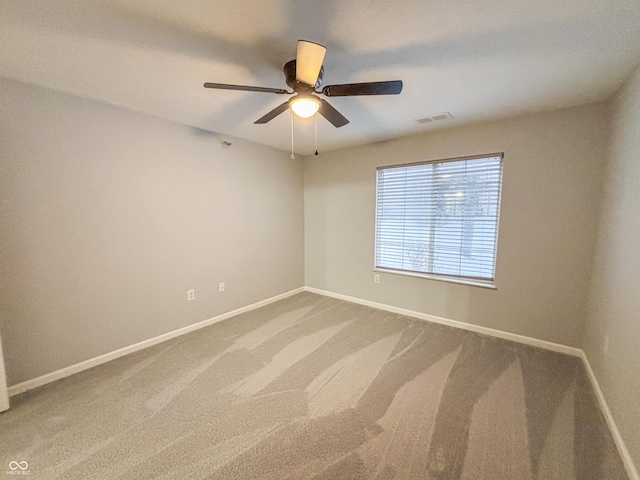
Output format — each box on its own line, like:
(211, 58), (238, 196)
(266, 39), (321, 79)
(1, 0), (640, 155)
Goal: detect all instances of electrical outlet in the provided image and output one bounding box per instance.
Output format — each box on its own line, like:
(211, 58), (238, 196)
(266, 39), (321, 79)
(187, 289), (195, 301)
(219, 282), (225, 293)
(603, 335), (609, 357)
(374, 274), (380, 284)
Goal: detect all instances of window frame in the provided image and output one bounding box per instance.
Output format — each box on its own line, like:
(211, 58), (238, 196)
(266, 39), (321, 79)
(373, 152), (504, 289)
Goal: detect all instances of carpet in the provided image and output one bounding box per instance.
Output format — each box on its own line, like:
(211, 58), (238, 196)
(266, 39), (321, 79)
(0, 292), (629, 479)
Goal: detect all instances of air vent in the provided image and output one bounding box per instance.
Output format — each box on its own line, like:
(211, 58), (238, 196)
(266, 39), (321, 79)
(416, 112), (452, 124)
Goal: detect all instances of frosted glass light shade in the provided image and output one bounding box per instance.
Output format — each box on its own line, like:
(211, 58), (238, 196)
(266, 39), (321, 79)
(290, 96), (320, 118)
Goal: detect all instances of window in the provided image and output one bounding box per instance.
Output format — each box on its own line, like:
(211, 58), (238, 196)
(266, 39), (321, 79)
(375, 153), (503, 287)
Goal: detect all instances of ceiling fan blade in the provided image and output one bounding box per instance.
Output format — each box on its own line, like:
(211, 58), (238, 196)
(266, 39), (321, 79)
(322, 80), (403, 97)
(319, 98), (349, 128)
(254, 101), (290, 124)
(296, 40), (326, 86)
(204, 82), (289, 94)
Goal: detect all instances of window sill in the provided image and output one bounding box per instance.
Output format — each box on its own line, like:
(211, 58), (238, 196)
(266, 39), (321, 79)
(373, 268), (497, 290)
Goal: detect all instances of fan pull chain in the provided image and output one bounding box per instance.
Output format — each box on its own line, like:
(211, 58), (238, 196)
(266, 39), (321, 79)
(314, 114), (319, 156)
(290, 110), (295, 159)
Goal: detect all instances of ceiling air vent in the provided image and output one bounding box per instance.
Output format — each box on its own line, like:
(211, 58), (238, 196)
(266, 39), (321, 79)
(416, 112), (452, 124)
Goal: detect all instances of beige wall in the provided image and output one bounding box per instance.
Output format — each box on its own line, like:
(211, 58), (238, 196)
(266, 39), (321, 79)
(584, 67), (640, 469)
(305, 103), (609, 347)
(0, 79), (304, 386)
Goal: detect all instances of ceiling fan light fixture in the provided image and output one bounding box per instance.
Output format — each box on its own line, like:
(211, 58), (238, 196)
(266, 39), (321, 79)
(290, 95), (320, 118)
(204, 39), (401, 128)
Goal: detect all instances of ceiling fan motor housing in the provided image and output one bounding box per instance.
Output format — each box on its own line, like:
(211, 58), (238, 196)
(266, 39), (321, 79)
(284, 60), (324, 91)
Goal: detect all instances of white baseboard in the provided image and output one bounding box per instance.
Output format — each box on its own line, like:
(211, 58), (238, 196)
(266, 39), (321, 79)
(580, 351), (640, 480)
(7, 287), (305, 397)
(304, 287), (582, 357)
(305, 286), (638, 479)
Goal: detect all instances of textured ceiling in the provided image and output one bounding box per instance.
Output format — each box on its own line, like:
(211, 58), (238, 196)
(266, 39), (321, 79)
(1, 0), (640, 154)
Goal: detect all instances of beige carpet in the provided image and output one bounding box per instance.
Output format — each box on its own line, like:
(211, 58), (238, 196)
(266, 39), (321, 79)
(0, 292), (629, 479)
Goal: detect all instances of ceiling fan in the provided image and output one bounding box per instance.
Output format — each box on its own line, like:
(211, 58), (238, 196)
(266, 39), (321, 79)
(204, 40), (403, 128)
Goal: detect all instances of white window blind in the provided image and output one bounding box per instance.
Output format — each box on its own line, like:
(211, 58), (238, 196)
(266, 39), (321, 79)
(375, 154), (503, 285)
